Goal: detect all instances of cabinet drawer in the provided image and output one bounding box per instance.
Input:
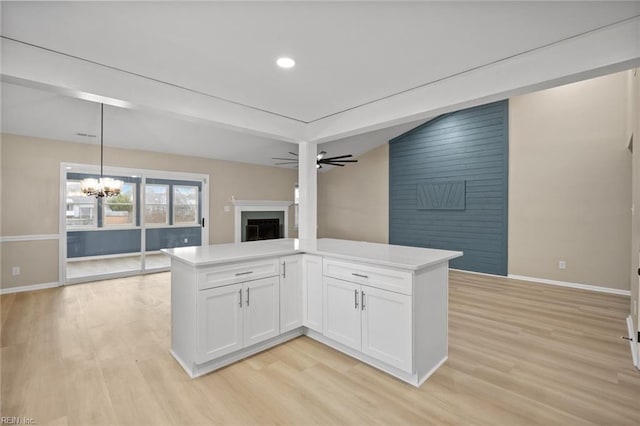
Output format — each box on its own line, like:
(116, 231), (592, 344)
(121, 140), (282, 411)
(198, 258), (280, 290)
(323, 258), (413, 295)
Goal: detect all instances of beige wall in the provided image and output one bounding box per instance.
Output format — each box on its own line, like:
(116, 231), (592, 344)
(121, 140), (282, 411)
(509, 72), (631, 290)
(0, 133), (297, 289)
(318, 144), (388, 244)
(317, 72), (633, 291)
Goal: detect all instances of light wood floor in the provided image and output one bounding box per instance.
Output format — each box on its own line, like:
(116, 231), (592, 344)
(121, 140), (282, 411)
(1, 271), (639, 425)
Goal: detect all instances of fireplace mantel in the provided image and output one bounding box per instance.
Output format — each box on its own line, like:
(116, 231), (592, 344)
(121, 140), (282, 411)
(232, 200), (292, 243)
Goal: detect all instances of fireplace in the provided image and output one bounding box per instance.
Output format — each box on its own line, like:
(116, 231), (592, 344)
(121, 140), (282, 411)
(233, 200), (292, 243)
(246, 218), (281, 241)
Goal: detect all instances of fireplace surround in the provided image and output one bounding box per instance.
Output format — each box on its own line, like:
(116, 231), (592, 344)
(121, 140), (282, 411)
(232, 200), (292, 243)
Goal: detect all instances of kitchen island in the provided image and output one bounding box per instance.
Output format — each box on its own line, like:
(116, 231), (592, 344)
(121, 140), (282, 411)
(163, 238), (462, 386)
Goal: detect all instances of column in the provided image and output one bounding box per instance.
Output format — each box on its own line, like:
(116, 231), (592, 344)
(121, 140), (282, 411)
(298, 141), (317, 241)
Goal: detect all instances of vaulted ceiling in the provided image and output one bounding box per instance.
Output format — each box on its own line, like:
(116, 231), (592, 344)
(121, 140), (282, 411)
(2, 1), (639, 167)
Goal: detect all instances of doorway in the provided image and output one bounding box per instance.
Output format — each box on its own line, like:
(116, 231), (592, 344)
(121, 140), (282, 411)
(61, 163), (208, 284)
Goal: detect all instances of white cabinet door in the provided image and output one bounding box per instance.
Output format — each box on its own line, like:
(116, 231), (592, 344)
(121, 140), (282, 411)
(361, 286), (413, 372)
(302, 254), (323, 333)
(280, 254), (303, 333)
(196, 283), (243, 363)
(323, 277), (361, 350)
(244, 276), (280, 347)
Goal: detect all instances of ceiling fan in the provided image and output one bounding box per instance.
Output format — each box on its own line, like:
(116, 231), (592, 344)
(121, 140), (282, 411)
(273, 151), (358, 169)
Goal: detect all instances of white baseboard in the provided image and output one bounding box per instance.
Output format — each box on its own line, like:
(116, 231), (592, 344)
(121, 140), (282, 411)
(449, 268), (502, 278)
(507, 274), (630, 296)
(0, 281), (60, 295)
(449, 268), (631, 296)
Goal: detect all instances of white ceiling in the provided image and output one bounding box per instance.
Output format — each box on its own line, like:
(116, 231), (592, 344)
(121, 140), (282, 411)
(1, 81), (422, 167)
(1, 1), (639, 167)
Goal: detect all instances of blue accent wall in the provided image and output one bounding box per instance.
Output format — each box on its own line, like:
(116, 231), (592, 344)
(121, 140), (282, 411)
(389, 100), (509, 275)
(146, 227), (202, 251)
(67, 229), (141, 258)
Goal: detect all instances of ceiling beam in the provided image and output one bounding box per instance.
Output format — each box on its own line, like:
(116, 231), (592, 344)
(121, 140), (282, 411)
(0, 37), (307, 143)
(306, 16), (640, 144)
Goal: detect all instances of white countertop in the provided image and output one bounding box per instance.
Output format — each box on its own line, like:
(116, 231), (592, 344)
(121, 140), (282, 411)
(162, 238), (462, 271)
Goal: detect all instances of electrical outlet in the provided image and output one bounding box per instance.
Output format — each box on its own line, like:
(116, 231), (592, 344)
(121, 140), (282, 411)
(11, 266), (20, 276)
(224, 205), (231, 213)
(183, 238), (188, 243)
(558, 260), (566, 270)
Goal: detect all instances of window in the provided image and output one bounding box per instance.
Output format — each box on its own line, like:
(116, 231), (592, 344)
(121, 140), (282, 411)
(173, 185), (199, 225)
(65, 181), (97, 228)
(104, 182), (136, 226)
(145, 184), (169, 225)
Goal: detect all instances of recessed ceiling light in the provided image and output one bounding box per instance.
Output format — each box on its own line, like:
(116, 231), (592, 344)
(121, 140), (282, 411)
(276, 57), (295, 69)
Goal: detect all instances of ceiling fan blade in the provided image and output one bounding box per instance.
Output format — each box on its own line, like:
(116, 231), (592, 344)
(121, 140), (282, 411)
(322, 154), (353, 161)
(288, 152), (298, 157)
(272, 157), (298, 161)
(323, 163), (345, 166)
(275, 161), (299, 165)
(320, 159), (358, 164)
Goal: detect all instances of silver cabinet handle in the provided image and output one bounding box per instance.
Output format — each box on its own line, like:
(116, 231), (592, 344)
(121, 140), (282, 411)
(361, 291), (366, 310)
(354, 289), (359, 309)
(235, 271), (253, 276)
(246, 287), (250, 306)
(352, 273), (369, 279)
(239, 289), (242, 307)
(282, 262), (286, 279)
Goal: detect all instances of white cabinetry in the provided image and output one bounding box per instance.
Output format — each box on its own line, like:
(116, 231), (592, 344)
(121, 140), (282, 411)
(197, 276), (279, 364)
(280, 254), (302, 333)
(197, 283), (243, 362)
(323, 277), (361, 349)
(166, 238), (459, 385)
(302, 254), (323, 332)
(243, 276), (280, 346)
(361, 285), (412, 372)
(323, 272), (412, 372)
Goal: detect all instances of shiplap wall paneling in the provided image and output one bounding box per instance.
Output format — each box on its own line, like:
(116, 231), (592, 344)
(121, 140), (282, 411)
(389, 101), (508, 275)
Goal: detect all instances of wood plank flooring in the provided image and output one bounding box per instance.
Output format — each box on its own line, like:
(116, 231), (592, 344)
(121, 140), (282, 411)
(1, 271), (639, 425)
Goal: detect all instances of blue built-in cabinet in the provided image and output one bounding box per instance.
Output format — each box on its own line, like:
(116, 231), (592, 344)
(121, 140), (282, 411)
(389, 100), (509, 276)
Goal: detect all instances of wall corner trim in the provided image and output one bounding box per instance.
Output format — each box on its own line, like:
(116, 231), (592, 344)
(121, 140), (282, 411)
(0, 281), (60, 295)
(507, 274), (631, 296)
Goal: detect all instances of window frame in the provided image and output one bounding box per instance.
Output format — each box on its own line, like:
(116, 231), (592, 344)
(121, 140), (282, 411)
(144, 183), (170, 227)
(172, 184), (200, 226)
(65, 180), (98, 229)
(102, 182), (137, 228)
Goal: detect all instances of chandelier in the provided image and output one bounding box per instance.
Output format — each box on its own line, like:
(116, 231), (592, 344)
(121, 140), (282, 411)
(80, 103), (122, 197)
